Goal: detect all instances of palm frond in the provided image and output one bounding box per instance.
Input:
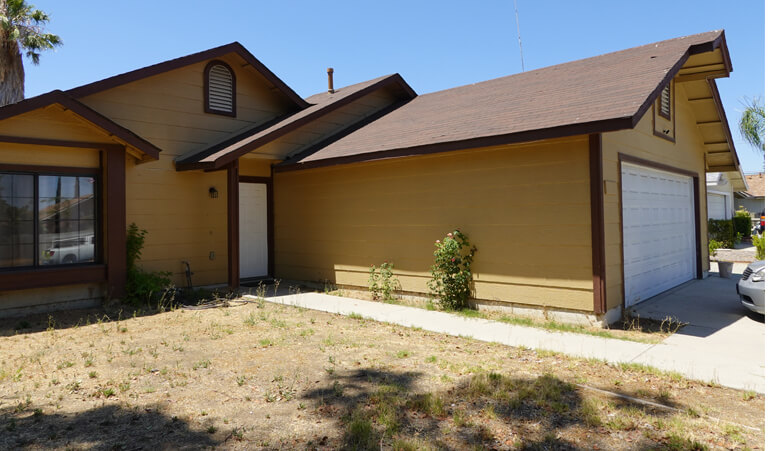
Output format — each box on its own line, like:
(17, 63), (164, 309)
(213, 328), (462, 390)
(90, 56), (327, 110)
(739, 97), (765, 154)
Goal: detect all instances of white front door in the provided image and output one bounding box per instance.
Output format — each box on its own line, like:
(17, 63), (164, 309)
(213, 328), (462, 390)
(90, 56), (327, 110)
(239, 183), (268, 279)
(621, 163), (696, 307)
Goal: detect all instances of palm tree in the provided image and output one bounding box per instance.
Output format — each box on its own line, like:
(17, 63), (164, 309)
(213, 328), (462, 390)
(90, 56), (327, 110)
(0, 0), (61, 106)
(739, 97), (765, 154)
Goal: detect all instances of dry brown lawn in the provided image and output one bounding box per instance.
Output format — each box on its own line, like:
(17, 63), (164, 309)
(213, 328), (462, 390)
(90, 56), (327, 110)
(0, 300), (763, 450)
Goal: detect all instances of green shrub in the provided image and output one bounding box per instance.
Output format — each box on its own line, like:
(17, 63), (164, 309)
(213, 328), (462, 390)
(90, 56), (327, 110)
(368, 262), (401, 302)
(428, 229), (477, 311)
(708, 219), (734, 248)
(754, 234), (765, 260)
(709, 239), (724, 258)
(733, 208), (752, 239)
(125, 223), (172, 306)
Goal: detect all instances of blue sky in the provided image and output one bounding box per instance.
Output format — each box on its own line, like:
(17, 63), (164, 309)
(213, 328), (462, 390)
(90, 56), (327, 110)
(24, 1), (765, 172)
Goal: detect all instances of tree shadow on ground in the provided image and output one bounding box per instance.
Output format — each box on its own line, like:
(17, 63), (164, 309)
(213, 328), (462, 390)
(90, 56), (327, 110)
(300, 367), (687, 450)
(0, 403), (218, 450)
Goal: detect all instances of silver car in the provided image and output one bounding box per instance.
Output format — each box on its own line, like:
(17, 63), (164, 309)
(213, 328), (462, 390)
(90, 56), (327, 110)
(737, 260), (765, 315)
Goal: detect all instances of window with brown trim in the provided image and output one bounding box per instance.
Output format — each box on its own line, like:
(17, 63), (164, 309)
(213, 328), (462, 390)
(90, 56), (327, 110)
(659, 83), (671, 119)
(0, 171), (99, 270)
(204, 61), (236, 116)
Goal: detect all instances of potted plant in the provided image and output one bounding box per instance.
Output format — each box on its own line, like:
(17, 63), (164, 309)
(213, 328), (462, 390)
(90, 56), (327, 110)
(709, 239), (733, 278)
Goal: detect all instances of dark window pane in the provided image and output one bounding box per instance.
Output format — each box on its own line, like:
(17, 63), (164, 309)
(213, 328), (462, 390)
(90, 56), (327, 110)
(0, 174), (12, 199)
(0, 223), (11, 245)
(0, 245), (12, 267)
(39, 176), (77, 199)
(78, 177), (95, 197)
(12, 198), (33, 221)
(15, 220), (34, 245)
(12, 175), (33, 198)
(14, 244), (33, 267)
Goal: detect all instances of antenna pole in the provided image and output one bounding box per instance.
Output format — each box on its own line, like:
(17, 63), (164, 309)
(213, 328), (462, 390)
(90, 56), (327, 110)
(513, 0), (525, 72)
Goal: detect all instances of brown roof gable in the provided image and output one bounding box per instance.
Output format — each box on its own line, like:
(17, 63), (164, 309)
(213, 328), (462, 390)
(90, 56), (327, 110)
(175, 74), (416, 170)
(280, 30), (730, 170)
(67, 42), (308, 110)
(744, 174), (765, 197)
(0, 90), (161, 159)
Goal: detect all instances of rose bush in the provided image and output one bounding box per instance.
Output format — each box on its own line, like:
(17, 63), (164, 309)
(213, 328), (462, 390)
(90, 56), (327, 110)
(428, 229), (477, 310)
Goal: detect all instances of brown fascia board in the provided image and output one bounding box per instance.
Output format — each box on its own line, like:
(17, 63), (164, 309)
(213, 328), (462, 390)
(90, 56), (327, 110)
(67, 42), (309, 110)
(175, 74), (417, 171)
(0, 90), (161, 159)
(275, 115), (632, 173)
(630, 30), (730, 128)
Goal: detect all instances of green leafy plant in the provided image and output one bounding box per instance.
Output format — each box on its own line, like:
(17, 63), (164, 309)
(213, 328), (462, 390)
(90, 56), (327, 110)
(125, 223), (172, 306)
(368, 262), (401, 302)
(428, 229), (477, 310)
(733, 208), (752, 238)
(708, 239), (724, 258)
(753, 234), (765, 260)
(708, 219), (734, 248)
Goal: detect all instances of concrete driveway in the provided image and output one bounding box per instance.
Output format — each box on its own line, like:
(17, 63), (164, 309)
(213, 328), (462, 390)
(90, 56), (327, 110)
(631, 263), (765, 392)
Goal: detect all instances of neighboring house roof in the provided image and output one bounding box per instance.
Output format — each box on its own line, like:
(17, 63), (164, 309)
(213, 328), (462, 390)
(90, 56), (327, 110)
(0, 90), (162, 160)
(279, 30), (732, 169)
(737, 173), (765, 198)
(67, 42), (308, 110)
(175, 74), (416, 170)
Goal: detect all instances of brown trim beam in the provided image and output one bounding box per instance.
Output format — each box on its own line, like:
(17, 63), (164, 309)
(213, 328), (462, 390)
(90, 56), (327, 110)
(0, 265), (106, 291)
(0, 135), (125, 150)
(589, 134), (606, 315)
(0, 163), (99, 175)
(227, 161), (240, 288)
(105, 146), (127, 298)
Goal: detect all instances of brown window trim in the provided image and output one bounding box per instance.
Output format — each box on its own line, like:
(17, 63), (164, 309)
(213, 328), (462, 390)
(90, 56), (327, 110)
(0, 165), (102, 271)
(0, 264), (106, 291)
(204, 60), (237, 117)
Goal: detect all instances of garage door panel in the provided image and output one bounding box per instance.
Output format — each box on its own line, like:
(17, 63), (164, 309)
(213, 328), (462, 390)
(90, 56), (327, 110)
(622, 163), (696, 306)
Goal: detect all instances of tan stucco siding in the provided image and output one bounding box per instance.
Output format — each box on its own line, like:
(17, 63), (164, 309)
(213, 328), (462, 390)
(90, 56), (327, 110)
(274, 136), (594, 311)
(602, 82), (708, 311)
(125, 154), (227, 286)
(79, 54), (290, 157)
(239, 158), (274, 177)
(0, 106), (118, 145)
(0, 144), (100, 168)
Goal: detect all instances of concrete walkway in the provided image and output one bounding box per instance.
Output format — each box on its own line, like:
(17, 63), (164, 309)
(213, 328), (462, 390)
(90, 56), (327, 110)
(247, 288), (764, 393)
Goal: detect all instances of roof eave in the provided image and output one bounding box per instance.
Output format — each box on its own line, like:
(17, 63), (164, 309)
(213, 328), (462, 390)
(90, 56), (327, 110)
(67, 42), (309, 110)
(275, 116), (634, 173)
(0, 90), (162, 160)
(175, 74), (418, 172)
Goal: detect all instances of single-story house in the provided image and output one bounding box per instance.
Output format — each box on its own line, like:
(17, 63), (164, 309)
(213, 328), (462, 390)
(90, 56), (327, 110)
(706, 172), (747, 220)
(0, 30), (743, 323)
(735, 173), (765, 223)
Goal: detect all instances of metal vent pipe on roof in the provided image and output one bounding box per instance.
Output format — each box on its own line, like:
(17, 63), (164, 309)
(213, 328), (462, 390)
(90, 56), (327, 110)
(327, 67), (334, 93)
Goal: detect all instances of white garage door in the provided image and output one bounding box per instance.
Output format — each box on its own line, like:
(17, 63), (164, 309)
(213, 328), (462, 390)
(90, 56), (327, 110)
(707, 193), (727, 220)
(622, 163), (696, 306)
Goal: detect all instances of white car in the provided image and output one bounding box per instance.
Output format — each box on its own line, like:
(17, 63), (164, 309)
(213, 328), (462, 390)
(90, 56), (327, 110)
(43, 236), (95, 265)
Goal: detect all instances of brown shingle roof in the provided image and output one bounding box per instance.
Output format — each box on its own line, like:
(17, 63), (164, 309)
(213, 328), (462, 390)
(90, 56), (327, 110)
(745, 174), (765, 197)
(176, 74), (415, 170)
(289, 30), (728, 167)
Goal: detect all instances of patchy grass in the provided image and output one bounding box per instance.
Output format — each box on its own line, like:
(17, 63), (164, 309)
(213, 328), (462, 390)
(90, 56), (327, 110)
(0, 301), (762, 449)
(330, 289), (675, 343)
